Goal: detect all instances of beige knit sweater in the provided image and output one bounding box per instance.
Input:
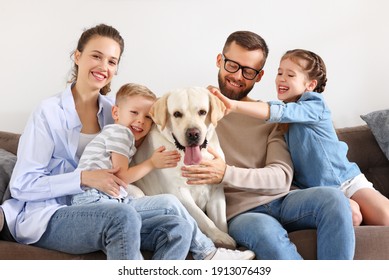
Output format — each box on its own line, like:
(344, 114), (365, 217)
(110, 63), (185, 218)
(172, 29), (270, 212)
(216, 112), (294, 220)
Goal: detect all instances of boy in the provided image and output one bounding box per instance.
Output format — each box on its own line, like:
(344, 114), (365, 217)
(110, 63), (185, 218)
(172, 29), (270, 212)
(71, 83), (255, 260)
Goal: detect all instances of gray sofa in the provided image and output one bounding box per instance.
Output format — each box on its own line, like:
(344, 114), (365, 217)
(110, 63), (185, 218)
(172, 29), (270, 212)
(1, 125), (389, 259)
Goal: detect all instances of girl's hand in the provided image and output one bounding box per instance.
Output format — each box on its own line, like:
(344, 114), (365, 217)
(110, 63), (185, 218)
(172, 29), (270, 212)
(207, 85), (236, 115)
(80, 167), (126, 197)
(150, 146), (181, 169)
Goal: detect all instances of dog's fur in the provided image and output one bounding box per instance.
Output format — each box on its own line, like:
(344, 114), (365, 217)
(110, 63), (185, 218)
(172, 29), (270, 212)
(133, 87), (236, 247)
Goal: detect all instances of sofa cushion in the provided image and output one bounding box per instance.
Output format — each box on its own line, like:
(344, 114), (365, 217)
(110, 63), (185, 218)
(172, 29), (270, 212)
(0, 240), (106, 260)
(361, 109), (389, 160)
(0, 149), (16, 203)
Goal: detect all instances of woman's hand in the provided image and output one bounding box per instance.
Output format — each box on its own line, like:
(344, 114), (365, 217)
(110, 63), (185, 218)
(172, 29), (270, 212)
(80, 167), (126, 197)
(181, 147), (226, 185)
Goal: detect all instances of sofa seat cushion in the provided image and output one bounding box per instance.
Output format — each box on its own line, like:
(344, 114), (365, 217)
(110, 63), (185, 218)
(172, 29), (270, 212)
(0, 240), (106, 260)
(289, 226), (389, 260)
(354, 226), (389, 259)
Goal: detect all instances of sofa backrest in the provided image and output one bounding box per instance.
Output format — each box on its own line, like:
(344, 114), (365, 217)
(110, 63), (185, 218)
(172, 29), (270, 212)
(1, 126), (389, 201)
(0, 131), (20, 155)
(337, 125), (389, 197)
(0, 131), (20, 203)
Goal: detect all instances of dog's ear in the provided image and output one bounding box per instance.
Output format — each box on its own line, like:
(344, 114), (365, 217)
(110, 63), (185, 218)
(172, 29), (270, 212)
(150, 93), (169, 130)
(208, 91), (226, 127)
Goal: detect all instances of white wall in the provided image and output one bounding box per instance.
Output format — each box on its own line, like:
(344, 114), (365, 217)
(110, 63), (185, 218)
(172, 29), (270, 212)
(1, 0), (388, 133)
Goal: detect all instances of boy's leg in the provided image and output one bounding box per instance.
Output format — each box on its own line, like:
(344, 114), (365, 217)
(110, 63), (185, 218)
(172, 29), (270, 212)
(140, 214), (192, 259)
(129, 194), (215, 260)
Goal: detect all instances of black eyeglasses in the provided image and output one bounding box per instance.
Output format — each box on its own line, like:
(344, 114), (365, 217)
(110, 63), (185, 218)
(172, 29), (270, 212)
(221, 54), (262, 80)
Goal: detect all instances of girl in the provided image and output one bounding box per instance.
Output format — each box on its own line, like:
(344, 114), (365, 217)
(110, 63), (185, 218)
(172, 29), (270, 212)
(210, 49), (389, 227)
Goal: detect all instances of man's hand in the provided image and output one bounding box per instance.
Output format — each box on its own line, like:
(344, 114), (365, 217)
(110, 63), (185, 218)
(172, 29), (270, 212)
(181, 147), (226, 185)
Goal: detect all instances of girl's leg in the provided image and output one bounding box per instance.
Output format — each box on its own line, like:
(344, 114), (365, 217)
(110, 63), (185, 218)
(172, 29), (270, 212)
(349, 198), (363, 226)
(352, 188), (389, 225)
(34, 203), (143, 260)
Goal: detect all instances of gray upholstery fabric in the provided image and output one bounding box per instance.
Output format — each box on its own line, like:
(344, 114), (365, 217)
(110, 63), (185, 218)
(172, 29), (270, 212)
(361, 109), (389, 160)
(0, 149), (16, 203)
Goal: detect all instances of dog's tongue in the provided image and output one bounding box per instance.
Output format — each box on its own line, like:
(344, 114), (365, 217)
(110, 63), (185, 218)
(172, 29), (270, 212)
(184, 146), (202, 165)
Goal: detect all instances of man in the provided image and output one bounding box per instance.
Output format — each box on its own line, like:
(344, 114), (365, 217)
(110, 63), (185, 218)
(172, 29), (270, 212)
(181, 31), (355, 259)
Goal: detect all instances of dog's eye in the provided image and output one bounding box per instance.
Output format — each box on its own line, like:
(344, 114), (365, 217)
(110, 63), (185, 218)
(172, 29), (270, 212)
(198, 110), (207, 116)
(173, 111), (183, 118)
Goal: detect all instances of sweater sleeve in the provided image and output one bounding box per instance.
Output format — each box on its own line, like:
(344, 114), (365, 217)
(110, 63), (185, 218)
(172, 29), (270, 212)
(222, 124), (293, 195)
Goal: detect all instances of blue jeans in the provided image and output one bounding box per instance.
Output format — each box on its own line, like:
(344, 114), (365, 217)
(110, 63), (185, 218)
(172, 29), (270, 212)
(35, 194), (214, 260)
(228, 187), (355, 260)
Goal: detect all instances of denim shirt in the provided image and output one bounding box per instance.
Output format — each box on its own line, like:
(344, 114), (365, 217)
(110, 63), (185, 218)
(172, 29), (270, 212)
(268, 91), (361, 189)
(1, 83), (114, 244)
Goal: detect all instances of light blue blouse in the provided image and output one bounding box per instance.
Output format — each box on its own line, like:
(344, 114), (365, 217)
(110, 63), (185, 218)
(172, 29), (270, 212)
(1, 83), (114, 244)
(268, 91), (361, 189)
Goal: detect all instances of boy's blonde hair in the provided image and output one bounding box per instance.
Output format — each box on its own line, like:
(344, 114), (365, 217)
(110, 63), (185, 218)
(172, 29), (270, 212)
(115, 83), (156, 105)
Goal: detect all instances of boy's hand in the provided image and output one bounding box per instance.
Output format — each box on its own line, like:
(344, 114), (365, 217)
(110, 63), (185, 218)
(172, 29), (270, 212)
(150, 146), (181, 169)
(207, 85), (236, 115)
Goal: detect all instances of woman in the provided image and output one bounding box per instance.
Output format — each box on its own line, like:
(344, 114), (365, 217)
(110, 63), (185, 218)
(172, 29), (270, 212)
(0, 24), (195, 260)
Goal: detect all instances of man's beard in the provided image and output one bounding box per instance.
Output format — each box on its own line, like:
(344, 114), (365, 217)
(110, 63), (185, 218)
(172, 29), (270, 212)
(218, 72), (254, 101)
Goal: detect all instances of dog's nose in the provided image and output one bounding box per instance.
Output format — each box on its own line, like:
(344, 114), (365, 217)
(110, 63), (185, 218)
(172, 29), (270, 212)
(186, 128), (200, 144)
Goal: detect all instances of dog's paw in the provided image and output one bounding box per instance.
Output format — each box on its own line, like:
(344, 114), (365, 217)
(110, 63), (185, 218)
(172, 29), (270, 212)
(125, 184), (145, 198)
(210, 231), (237, 249)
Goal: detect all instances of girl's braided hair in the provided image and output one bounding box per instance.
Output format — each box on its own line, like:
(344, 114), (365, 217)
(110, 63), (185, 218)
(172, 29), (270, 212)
(277, 49), (327, 134)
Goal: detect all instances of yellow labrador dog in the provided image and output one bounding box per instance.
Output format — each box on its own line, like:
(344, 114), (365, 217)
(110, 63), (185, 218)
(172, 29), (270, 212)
(133, 87), (236, 247)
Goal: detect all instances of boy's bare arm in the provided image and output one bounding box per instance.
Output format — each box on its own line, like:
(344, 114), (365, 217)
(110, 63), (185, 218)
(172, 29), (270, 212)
(111, 147), (180, 184)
